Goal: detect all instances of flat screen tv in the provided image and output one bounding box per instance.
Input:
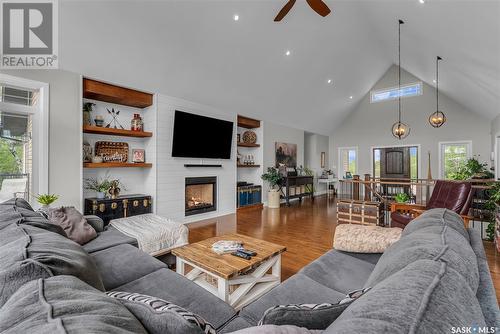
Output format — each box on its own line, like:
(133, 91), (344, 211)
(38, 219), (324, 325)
(172, 110), (234, 159)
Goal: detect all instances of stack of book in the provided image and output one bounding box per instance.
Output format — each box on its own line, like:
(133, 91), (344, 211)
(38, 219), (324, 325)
(212, 240), (244, 254)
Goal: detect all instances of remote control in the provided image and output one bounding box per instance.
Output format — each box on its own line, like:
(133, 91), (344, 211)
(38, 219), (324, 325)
(231, 251), (251, 260)
(239, 249), (257, 257)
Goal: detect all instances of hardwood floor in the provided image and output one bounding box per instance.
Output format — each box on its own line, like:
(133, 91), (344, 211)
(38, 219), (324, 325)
(187, 195), (500, 301)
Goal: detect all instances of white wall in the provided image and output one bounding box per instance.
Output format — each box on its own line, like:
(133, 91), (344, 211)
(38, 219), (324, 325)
(1, 69), (82, 208)
(155, 94), (237, 223)
(262, 122), (304, 203)
(331, 65), (492, 179)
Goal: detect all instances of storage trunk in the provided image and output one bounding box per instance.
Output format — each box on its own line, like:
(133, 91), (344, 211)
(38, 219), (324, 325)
(336, 200), (384, 226)
(84, 194), (152, 225)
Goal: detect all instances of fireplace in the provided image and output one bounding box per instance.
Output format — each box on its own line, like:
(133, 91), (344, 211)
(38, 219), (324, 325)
(185, 177), (217, 216)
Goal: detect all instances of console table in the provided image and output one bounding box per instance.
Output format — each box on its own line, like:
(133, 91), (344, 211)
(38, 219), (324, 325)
(280, 176), (314, 206)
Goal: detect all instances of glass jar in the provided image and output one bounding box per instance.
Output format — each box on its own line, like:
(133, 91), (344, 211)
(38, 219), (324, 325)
(131, 113), (143, 131)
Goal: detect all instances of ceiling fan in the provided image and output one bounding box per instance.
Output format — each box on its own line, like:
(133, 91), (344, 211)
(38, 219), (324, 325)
(274, 0), (331, 22)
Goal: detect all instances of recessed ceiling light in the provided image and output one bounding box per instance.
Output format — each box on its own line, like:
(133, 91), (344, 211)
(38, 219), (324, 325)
(327, 79), (332, 84)
(233, 14), (239, 21)
(285, 50), (291, 56)
(419, 0), (425, 4)
(349, 96), (353, 99)
(433, 79), (436, 83)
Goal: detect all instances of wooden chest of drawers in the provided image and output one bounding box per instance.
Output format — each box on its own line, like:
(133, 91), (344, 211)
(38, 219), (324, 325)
(84, 194), (152, 225)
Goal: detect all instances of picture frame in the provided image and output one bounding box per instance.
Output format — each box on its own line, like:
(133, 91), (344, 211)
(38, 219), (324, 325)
(320, 152), (326, 168)
(345, 171), (352, 179)
(132, 149), (145, 163)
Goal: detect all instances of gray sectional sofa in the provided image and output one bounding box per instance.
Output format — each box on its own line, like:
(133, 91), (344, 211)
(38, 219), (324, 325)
(0, 198), (499, 333)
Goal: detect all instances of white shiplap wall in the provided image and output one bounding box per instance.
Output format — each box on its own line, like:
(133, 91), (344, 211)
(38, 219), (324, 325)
(156, 94), (237, 223)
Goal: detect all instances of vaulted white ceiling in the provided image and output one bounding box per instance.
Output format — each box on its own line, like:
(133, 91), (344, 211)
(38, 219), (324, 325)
(59, 0), (500, 135)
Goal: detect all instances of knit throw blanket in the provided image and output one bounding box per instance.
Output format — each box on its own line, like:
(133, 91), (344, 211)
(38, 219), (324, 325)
(109, 214), (188, 255)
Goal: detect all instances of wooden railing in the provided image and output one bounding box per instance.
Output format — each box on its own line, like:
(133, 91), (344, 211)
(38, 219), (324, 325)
(338, 175), (494, 237)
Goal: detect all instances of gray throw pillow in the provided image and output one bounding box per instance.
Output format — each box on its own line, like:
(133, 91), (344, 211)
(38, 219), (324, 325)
(48, 207), (97, 245)
(258, 287), (371, 329)
(0, 276), (147, 334)
(106, 291), (217, 334)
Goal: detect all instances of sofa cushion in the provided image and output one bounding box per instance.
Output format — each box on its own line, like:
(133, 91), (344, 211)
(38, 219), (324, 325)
(259, 287), (371, 329)
(240, 273), (345, 325)
(92, 244), (167, 290)
(0, 276), (147, 334)
(48, 207), (97, 245)
(106, 291), (216, 334)
(113, 268), (237, 330)
(324, 259), (486, 334)
(299, 250), (376, 293)
(468, 228), (500, 328)
(230, 325), (323, 334)
(83, 226), (138, 253)
(218, 316), (253, 334)
(0, 218), (104, 306)
(365, 217), (479, 292)
(403, 208), (469, 242)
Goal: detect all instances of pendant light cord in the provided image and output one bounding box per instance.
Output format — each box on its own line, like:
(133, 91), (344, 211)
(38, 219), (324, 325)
(398, 19), (404, 124)
(436, 56), (442, 112)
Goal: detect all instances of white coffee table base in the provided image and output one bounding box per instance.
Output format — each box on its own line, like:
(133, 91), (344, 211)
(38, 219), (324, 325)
(176, 255), (282, 310)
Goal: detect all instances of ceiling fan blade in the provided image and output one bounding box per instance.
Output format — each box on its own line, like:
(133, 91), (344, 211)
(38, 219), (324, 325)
(306, 0), (331, 17)
(274, 0), (297, 22)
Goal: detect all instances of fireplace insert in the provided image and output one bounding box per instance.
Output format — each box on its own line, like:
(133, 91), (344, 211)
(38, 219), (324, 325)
(185, 177), (217, 216)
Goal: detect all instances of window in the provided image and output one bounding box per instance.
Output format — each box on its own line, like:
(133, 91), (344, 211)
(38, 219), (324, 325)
(370, 82), (422, 103)
(338, 147), (357, 177)
(439, 141), (472, 179)
(0, 75), (48, 203)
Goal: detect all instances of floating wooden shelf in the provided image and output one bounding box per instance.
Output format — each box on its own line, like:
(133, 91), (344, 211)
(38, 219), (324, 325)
(83, 162), (152, 169)
(237, 115), (260, 129)
(83, 125), (153, 138)
(83, 78), (153, 108)
(237, 142), (260, 148)
(237, 164), (260, 168)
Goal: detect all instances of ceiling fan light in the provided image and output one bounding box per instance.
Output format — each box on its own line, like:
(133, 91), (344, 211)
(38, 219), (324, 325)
(391, 121), (410, 140)
(429, 110), (446, 128)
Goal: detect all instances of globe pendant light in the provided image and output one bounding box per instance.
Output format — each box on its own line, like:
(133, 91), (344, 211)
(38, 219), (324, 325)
(391, 19), (410, 140)
(429, 56), (446, 127)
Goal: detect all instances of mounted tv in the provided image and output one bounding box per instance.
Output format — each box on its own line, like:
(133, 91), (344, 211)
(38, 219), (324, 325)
(172, 110), (234, 159)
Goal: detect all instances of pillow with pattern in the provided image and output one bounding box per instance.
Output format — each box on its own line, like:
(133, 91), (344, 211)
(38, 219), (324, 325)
(106, 291), (216, 334)
(258, 287), (371, 330)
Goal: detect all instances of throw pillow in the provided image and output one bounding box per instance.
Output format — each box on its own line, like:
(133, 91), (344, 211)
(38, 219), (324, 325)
(333, 224), (402, 253)
(106, 291), (217, 334)
(48, 206), (97, 245)
(258, 287), (371, 329)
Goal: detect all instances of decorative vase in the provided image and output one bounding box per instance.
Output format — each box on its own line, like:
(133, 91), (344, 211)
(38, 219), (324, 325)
(268, 189), (280, 209)
(242, 130), (257, 144)
(83, 110), (91, 126)
(96, 192), (105, 199)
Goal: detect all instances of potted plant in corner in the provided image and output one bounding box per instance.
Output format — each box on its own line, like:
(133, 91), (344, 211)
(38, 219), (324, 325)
(84, 175), (112, 199)
(261, 167), (282, 209)
(35, 194), (59, 214)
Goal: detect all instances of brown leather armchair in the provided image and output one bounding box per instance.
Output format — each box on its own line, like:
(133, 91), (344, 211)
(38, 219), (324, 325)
(390, 180), (473, 229)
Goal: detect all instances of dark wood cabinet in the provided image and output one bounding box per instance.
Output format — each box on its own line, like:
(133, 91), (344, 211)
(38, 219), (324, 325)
(84, 194), (152, 225)
(280, 176), (314, 206)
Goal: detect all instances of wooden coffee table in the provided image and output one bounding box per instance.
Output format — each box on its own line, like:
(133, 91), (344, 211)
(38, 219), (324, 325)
(172, 234), (286, 310)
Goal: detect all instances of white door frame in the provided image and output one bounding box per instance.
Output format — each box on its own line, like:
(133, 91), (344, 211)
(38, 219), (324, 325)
(338, 146), (358, 177)
(496, 136), (500, 181)
(438, 140), (472, 179)
(0, 73), (49, 197)
(370, 144), (422, 179)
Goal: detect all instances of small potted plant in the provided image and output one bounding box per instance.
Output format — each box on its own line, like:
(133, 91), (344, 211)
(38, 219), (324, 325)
(84, 176), (112, 199)
(83, 102), (96, 126)
(261, 167), (282, 209)
(394, 193), (410, 204)
(35, 194), (59, 213)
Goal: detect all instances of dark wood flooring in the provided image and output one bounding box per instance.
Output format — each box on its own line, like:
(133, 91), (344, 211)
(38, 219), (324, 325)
(187, 195), (500, 302)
